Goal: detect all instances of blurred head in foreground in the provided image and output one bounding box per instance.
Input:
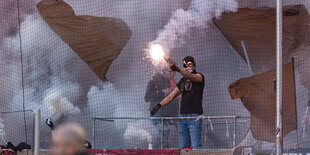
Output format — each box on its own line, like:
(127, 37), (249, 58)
(50, 123), (88, 155)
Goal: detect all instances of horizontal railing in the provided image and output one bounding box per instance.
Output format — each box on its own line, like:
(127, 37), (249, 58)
(91, 116), (248, 149)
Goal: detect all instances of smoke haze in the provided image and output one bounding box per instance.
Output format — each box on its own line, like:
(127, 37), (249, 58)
(0, 0), (310, 149)
(152, 0), (238, 56)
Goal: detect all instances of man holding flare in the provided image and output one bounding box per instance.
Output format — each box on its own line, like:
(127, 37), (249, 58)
(149, 48), (205, 149)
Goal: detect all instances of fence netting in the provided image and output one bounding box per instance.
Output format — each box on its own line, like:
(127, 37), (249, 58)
(1, 0), (310, 153)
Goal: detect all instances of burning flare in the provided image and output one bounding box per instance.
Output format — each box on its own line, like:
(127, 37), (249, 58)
(150, 44), (165, 60)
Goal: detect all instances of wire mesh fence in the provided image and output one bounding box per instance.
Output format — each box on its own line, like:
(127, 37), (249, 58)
(0, 0), (310, 154)
(0, 110), (34, 149)
(92, 116), (248, 149)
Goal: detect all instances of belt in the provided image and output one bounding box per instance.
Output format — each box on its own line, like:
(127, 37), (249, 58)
(180, 113), (199, 116)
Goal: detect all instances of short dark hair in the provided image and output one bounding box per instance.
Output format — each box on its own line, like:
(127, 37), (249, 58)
(183, 56), (196, 68)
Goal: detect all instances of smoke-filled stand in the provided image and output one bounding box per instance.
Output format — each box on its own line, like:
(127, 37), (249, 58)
(1, 0), (310, 155)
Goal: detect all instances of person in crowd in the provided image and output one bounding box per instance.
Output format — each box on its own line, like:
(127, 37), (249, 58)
(0, 141), (30, 154)
(46, 118), (92, 149)
(150, 56), (205, 149)
(50, 123), (89, 155)
(145, 66), (180, 148)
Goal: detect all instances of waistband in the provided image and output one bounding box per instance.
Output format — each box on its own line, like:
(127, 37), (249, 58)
(180, 114), (200, 117)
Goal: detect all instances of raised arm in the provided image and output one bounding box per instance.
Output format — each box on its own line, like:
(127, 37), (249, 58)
(150, 87), (181, 116)
(178, 68), (203, 83)
(168, 58), (203, 83)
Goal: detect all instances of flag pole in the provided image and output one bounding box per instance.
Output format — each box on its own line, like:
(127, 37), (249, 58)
(292, 58), (300, 147)
(241, 40), (254, 75)
(276, 0), (283, 154)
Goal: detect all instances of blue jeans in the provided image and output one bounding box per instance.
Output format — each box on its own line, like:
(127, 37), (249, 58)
(178, 114), (202, 149)
(152, 120), (170, 148)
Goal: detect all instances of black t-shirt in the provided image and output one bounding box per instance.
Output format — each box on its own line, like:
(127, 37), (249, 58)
(177, 71), (204, 114)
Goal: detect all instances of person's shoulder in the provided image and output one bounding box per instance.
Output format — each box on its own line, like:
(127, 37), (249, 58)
(150, 73), (162, 81)
(153, 73), (164, 79)
(195, 72), (204, 77)
(177, 77), (185, 86)
(195, 72), (205, 83)
(194, 71), (203, 75)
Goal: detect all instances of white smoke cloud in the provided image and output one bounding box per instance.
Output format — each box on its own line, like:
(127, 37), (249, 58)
(87, 82), (117, 117)
(124, 121), (157, 148)
(86, 81), (161, 148)
(0, 0), (273, 149)
(124, 124), (152, 142)
(152, 0), (238, 55)
(0, 12), (87, 146)
(11, 13), (83, 122)
(42, 81), (81, 121)
(0, 5), (159, 148)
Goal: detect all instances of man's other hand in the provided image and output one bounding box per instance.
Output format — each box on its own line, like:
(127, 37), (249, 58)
(150, 104), (161, 116)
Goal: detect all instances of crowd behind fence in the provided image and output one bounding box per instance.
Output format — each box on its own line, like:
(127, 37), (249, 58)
(0, 110), (35, 150)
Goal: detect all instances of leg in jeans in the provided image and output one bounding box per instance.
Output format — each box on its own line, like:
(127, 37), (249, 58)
(178, 119), (190, 148)
(163, 120), (170, 148)
(152, 119), (161, 149)
(188, 118), (202, 149)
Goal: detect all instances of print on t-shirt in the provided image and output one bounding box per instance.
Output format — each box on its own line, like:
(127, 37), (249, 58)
(183, 79), (192, 92)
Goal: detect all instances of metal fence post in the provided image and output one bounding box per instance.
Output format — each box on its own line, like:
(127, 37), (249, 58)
(276, 0), (283, 154)
(233, 117), (236, 147)
(33, 109), (40, 155)
(92, 117), (96, 149)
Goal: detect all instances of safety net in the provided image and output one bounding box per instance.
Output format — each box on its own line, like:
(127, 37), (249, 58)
(1, 0), (310, 154)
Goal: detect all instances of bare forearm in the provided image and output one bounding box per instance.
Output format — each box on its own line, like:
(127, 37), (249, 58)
(179, 69), (192, 79)
(159, 95), (174, 106)
(179, 69), (203, 83)
(150, 88), (180, 116)
(159, 88), (181, 106)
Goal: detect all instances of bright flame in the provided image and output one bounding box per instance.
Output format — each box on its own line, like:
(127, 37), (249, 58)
(150, 44), (164, 60)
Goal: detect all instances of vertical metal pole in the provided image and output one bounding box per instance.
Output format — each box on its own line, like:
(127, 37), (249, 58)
(291, 58), (300, 146)
(92, 117), (96, 149)
(204, 124), (208, 148)
(276, 0), (283, 154)
(241, 40), (254, 75)
(33, 109), (40, 155)
(161, 118), (164, 149)
(32, 113), (35, 152)
(233, 117), (236, 148)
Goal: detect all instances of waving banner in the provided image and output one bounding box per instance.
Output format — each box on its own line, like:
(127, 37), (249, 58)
(229, 63), (297, 142)
(37, 0), (132, 81)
